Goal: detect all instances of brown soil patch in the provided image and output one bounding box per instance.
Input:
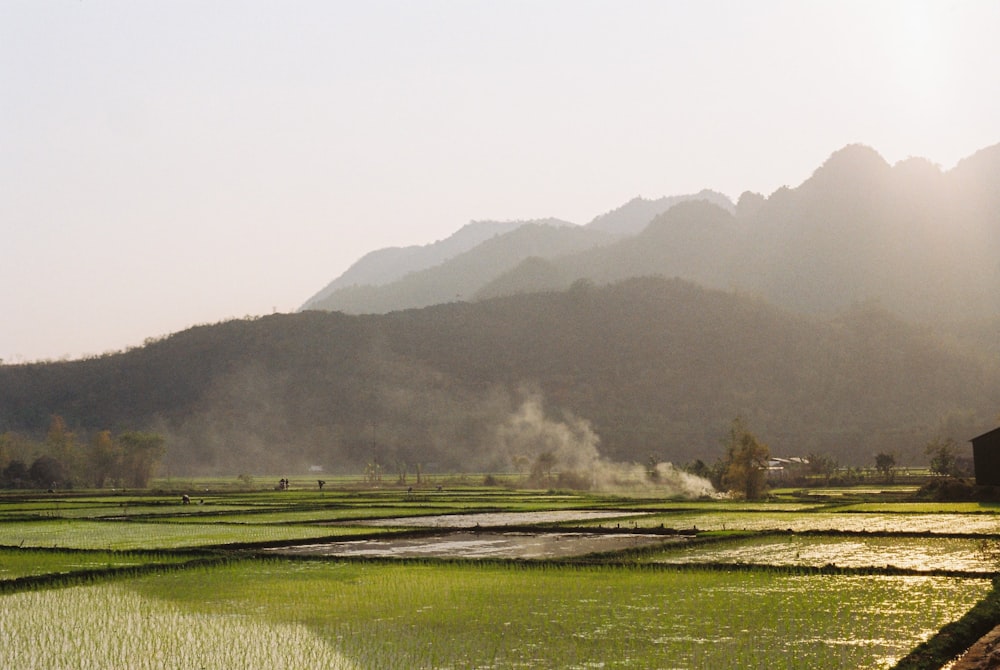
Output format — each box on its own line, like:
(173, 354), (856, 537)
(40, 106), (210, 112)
(948, 625), (1000, 669)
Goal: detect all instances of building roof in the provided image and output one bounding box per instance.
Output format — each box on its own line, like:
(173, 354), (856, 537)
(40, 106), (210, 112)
(971, 426), (1000, 444)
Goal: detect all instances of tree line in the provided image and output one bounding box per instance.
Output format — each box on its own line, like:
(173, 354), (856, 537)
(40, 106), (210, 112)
(695, 418), (976, 501)
(0, 415), (164, 489)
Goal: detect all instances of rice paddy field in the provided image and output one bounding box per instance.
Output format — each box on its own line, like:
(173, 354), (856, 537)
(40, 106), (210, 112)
(3, 480), (1000, 669)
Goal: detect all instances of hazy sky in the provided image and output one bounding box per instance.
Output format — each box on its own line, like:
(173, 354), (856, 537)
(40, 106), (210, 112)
(3, 1), (998, 362)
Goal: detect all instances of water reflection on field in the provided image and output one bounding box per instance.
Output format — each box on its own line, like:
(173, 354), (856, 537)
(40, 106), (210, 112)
(270, 530), (680, 559)
(354, 509), (640, 528)
(622, 512), (1000, 535)
(649, 535), (994, 572)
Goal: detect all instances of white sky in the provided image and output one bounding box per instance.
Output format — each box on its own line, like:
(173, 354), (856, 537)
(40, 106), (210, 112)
(2, 0), (999, 363)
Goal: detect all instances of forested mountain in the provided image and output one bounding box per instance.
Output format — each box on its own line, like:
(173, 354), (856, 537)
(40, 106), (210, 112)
(2, 278), (995, 476)
(306, 144), (1000, 330)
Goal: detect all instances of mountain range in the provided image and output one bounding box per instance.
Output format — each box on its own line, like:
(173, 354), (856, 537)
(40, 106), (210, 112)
(305, 144), (1000, 330)
(1, 144), (998, 478)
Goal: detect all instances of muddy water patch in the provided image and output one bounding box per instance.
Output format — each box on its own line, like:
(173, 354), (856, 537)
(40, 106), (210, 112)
(334, 509), (645, 529)
(266, 531), (681, 559)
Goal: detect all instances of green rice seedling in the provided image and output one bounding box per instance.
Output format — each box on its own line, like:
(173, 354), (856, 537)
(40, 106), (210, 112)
(0, 519), (384, 550)
(115, 560), (989, 669)
(612, 501), (824, 513)
(153, 505), (472, 525)
(0, 548), (193, 580)
(0, 583), (354, 669)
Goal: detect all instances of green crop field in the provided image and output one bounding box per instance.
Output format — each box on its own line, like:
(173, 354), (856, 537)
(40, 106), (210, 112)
(2, 483), (999, 668)
(0, 547), (193, 580)
(3, 560), (987, 669)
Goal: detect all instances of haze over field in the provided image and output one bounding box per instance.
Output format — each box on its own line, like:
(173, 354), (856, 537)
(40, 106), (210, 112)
(4, 1), (1000, 362)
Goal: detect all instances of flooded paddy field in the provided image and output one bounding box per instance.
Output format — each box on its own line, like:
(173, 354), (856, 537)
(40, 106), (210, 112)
(347, 508), (643, 528)
(4, 484), (1000, 668)
(601, 510), (1000, 535)
(647, 534), (995, 572)
(267, 530), (681, 559)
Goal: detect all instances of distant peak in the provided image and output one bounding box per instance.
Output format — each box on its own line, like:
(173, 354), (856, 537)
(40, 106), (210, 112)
(803, 144), (891, 190)
(821, 144), (889, 171)
(951, 141), (1000, 178)
(891, 156), (943, 183)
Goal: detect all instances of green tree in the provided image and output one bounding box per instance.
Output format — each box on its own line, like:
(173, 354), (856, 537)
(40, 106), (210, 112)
(2, 460), (29, 488)
(46, 415), (82, 484)
(874, 452), (897, 483)
(806, 452), (838, 484)
(683, 459), (712, 481)
(87, 430), (122, 488)
(117, 432), (166, 488)
(29, 455), (66, 489)
(0, 432), (33, 471)
(720, 417), (770, 500)
(926, 437), (958, 477)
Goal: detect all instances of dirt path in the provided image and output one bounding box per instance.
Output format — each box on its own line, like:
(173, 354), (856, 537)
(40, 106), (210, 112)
(948, 625), (1000, 669)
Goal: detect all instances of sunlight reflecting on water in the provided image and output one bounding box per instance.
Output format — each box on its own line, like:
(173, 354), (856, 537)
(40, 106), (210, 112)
(632, 512), (1000, 535)
(649, 535), (993, 571)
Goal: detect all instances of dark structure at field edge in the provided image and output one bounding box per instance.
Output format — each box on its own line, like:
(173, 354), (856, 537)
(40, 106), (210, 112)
(971, 427), (1000, 486)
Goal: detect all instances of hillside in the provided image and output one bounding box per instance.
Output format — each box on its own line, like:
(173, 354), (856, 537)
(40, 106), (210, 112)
(1, 278), (994, 476)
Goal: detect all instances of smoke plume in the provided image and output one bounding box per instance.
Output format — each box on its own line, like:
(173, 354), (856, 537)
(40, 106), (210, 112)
(495, 392), (714, 498)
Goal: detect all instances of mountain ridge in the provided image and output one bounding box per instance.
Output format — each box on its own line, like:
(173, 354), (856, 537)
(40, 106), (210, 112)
(301, 142), (1000, 326)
